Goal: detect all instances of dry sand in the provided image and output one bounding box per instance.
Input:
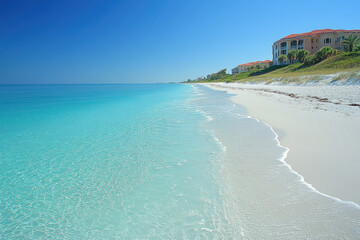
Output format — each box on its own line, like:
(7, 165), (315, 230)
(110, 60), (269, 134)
(201, 82), (360, 205)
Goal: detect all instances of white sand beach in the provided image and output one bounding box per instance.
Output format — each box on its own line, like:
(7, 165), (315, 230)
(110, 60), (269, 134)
(201, 82), (360, 205)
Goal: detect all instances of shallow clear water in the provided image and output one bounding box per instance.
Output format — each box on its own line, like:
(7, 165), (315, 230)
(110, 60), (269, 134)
(1, 84), (359, 239)
(0, 84), (234, 239)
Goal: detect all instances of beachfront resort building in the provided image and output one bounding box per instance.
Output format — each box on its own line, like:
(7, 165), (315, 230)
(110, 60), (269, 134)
(231, 60), (272, 74)
(272, 29), (360, 65)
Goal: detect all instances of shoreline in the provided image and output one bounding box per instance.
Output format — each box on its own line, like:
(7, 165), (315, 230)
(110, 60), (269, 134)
(200, 82), (360, 205)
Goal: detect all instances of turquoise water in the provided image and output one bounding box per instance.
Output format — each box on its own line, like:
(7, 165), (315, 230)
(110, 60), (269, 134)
(1, 84), (360, 239)
(0, 84), (234, 239)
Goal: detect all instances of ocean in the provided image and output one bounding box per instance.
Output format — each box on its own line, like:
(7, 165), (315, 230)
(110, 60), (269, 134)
(0, 84), (359, 239)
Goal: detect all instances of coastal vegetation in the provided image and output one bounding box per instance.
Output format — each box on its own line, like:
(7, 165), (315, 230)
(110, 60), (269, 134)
(303, 47), (337, 65)
(207, 69), (227, 81)
(287, 50), (298, 64)
(278, 55), (287, 65)
(297, 49), (309, 63)
(187, 46), (360, 83)
(341, 34), (360, 52)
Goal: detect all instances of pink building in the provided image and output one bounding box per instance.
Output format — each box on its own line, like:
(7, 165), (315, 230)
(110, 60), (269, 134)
(232, 60), (272, 74)
(272, 29), (360, 65)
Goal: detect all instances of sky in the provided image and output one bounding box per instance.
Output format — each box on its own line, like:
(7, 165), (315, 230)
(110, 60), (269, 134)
(1, 0), (360, 84)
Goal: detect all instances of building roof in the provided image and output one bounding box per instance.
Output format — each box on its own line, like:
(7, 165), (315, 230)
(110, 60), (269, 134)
(239, 60), (272, 66)
(282, 29), (360, 40)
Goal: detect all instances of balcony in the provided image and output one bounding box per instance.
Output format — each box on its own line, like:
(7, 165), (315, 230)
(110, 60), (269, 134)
(290, 40), (297, 50)
(280, 42), (287, 49)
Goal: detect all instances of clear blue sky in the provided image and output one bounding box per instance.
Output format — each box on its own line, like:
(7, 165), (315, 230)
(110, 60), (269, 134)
(1, 0), (359, 84)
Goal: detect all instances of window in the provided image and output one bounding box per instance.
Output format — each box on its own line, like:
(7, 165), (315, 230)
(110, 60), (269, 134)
(290, 40), (297, 47)
(275, 45), (278, 49)
(281, 50), (287, 55)
(324, 38), (331, 44)
(298, 40), (304, 49)
(281, 42), (287, 47)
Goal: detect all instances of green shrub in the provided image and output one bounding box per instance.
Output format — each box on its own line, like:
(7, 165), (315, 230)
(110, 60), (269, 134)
(304, 47), (337, 66)
(341, 34), (360, 52)
(356, 44), (360, 52)
(297, 49), (309, 63)
(304, 55), (315, 65)
(278, 55), (288, 64)
(287, 50), (298, 64)
(315, 47), (337, 61)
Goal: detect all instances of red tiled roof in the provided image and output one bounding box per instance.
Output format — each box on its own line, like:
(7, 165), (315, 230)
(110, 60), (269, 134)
(240, 60), (272, 66)
(282, 29), (360, 40)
